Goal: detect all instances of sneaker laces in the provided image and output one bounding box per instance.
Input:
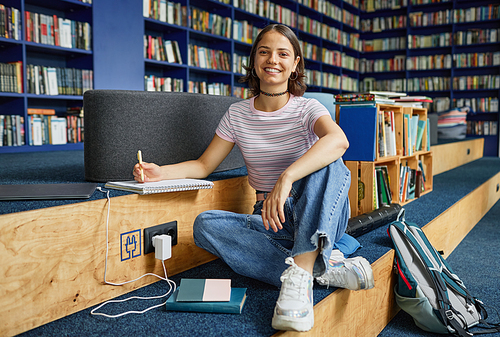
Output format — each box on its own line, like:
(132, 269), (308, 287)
(317, 262), (347, 289)
(279, 257), (311, 303)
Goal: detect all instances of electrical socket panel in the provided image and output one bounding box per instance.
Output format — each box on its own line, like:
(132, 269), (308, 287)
(144, 221), (177, 255)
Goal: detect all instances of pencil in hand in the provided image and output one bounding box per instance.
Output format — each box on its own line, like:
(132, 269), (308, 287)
(137, 150), (144, 182)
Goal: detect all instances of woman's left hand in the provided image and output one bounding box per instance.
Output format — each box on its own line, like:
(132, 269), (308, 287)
(261, 176), (292, 232)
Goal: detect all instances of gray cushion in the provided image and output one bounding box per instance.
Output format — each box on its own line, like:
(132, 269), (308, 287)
(84, 90), (245, 182)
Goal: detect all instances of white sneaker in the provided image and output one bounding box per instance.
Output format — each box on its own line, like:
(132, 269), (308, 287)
(316, 250), (375, 291)
(272, 257), (314, 332)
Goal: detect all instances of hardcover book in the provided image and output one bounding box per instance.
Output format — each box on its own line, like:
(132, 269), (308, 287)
(165, 287), (247, 314)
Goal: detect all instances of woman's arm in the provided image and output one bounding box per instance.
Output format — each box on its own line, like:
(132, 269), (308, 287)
(261, 115), (349, 232)
(133, 134), (235, 182)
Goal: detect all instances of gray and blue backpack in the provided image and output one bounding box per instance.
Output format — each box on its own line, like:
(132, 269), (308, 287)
(388, 210), (500, 336)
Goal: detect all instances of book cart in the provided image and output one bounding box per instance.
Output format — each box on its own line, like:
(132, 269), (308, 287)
(344, 104), (433, 217)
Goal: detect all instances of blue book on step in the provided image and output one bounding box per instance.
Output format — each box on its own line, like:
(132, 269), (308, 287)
(165, 287), (247, 314)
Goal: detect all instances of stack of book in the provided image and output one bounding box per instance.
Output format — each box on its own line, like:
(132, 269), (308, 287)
(165, 278), (247, 314)
(393, 96), (433, 108)
(335, 91), (407, 106)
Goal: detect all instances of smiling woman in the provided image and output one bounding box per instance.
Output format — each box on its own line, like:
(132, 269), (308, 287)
(133, 23), (373, 333)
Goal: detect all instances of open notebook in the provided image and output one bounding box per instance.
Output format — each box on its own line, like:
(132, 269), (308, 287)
(104, 179), (214, 195)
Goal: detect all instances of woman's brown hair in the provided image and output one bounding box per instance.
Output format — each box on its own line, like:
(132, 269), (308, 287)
(239, 24), (307, 97)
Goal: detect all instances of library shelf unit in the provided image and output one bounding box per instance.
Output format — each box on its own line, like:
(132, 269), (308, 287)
(0, 0), (92, 154)
(143, 0), (363, 96)
(345, 104), (433, 217)
(359, 0), (500, 156)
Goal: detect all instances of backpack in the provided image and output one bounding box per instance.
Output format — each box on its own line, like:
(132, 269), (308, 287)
(388, 209), (500, 336)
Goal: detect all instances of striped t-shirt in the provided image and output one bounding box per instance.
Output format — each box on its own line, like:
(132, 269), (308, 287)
(216, 94), (330, 192)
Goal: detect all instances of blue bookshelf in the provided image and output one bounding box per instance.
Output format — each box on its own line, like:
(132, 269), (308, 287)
(0, 0), (92, 153)
(1, 0), (498, 155)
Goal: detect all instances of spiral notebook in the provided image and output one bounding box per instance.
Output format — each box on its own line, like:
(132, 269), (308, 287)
(104, 179), (214, 195)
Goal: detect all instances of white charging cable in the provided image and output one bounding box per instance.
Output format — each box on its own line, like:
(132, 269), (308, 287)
(90, 187), (176, 318)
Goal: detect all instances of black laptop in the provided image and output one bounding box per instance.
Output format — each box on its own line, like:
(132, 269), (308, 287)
(0, 183), (98, 201)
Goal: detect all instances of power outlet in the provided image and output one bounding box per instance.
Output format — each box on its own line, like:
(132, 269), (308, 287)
(144, 221), (177, 255)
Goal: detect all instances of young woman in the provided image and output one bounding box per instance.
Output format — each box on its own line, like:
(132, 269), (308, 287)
(134, 24), (374, 332)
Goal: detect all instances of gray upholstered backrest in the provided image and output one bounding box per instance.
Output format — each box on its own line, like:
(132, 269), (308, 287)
(84, 90), (245, 182)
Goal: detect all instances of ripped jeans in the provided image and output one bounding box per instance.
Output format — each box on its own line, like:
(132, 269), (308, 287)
(193, 158), (351, 288)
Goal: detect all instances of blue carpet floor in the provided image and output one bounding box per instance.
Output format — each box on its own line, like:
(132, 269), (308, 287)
(4, 152), (500, 337)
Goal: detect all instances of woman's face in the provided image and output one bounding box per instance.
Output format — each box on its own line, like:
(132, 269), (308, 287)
(253, 30), (300, 93)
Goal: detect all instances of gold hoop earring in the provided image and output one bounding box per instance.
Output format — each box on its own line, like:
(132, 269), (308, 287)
(290, 70), (298, 81)
(251, 68), (258, 77)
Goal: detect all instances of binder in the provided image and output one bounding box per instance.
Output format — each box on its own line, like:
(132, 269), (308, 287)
(338, 105), (378, 161)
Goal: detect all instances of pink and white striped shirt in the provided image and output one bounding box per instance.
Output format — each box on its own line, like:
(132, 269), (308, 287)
(216, 94), (330, 192)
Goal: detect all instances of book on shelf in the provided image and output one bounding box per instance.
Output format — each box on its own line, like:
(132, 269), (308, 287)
(166, 287), (247, 314)
(104, 179), (214, 195)
(0, 115), (25, 147)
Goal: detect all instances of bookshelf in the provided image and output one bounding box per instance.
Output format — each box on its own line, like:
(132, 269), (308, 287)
(2, 0), (498, 156)
(345, 104), (433, 217)
(359, 0), (500, 156)
(0, 0), (92, 153)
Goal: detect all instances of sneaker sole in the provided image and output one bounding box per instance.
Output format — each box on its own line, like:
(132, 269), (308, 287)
(272, 312), (314, 332)
(356, 257), (375, 290)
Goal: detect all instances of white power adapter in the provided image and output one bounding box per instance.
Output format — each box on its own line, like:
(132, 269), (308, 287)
(152, 235), (172, 261)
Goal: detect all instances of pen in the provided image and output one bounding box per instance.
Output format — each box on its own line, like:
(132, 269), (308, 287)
(137, 150), (144, 181)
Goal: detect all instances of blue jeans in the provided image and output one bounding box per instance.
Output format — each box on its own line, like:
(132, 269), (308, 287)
(193, 159), (351, 288)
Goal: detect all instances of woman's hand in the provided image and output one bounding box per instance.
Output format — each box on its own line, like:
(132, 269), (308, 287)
(261, 175), (292, 232)
(133, 162), (162, 182)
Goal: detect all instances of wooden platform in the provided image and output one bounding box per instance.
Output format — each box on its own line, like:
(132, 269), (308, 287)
(0, 138), (494, 337)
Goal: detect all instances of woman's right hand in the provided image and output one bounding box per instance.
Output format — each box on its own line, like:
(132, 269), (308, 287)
(133, 162), (162, 183)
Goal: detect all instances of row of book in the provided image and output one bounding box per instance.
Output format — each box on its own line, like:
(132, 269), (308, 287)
(26, 65), (93, 96)
(452, 75), (500, 91)
(143, 0), (186, 26)
(145, 75), (184, 92)
(409, 10), (453, 27)
(144, 36), (183, 64)
(361, 77), (406, 93)
(296, 0), (343, 24)
(190, 7), (232, 39)
(188, 81), (231, 96)
(304, 70), (342, 90)
(453, 5), (500, 23)
(373, 165), (393, 209)
(233, 86), (250, 99)
(360, 55), (406, 73)
(25, 11), (91, 51)
(0, 115), (25, 147)
(27, 108), (84, 146)
(455, 28), (499, 46)
(407, 76), (450, 92)
(233, 20), (261, 45)
(403, 114), (428, 156)
(408, 33), (452, 49)
(300, 40), (321, 62)
(233, 53), (249, 75)
(361, 15), (407, 33)
(232, 0), (298, 28)
(298, 16), (361, 52)
(362, 37), (406, 52)
(361, 0), (407, 12)
(467, 121), (498, 136)
(0, 61), (22, 93)
(454, 52), (500, 68)
(0, 5), (21, 40)
(377, 110), (398, 158)
(406, 54), (452, 71)
(188, 45), (231, 72)
(399, 161), (427, 204)
(454, 97), (499, 113)
(410, 5), (499, 28)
